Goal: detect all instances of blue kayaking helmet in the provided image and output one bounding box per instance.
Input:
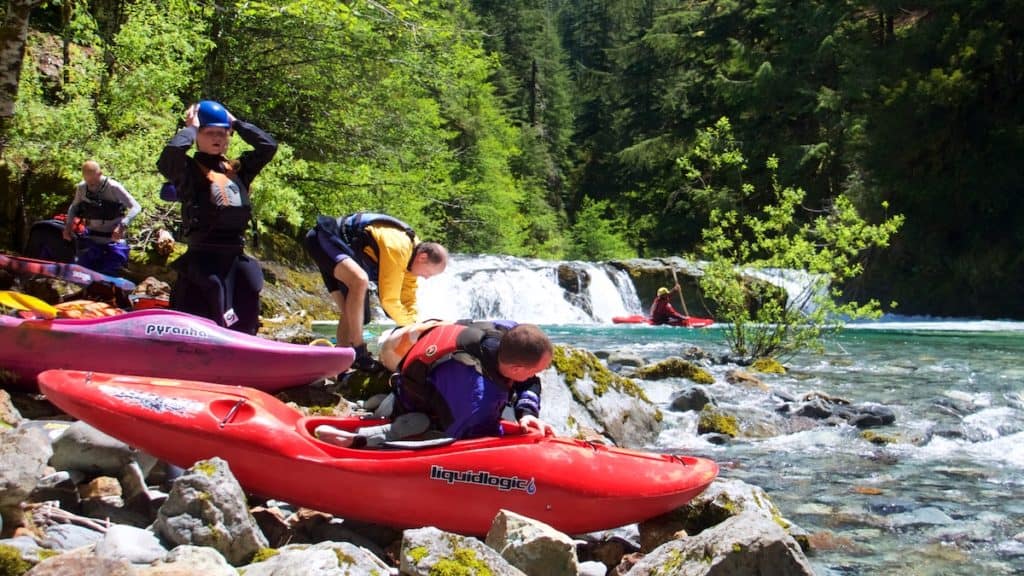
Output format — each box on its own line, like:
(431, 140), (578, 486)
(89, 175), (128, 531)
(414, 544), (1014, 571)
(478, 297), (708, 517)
(197, 100), (231, 128)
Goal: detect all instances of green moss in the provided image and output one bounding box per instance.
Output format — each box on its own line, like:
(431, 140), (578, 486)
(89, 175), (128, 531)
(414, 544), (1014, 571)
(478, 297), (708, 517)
(552, 345), (651, 403)
(334, 548), (356, 565)
(0, 420), (12, 429)
(635, 358), (714, 384)
(35, 550), (59, 561)
(697, 406), (739, 437)
(732, 543), (744, 553)
(656, 549), (686, 575)
(408, 546), (429, 563)
(251, 548), (279, 563)
(193, 460), (218, 477)
(429, 547), (493, 576)
(306, 405), (338, 416)
(861, 430), (897, 445)
(751, 357), (786, 374)
(0, 544), (31, 576)
(339, 370), (392, 401)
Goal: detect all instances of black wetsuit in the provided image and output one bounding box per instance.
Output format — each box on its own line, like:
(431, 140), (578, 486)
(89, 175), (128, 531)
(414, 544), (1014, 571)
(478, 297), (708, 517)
(157, 121), (277, 334)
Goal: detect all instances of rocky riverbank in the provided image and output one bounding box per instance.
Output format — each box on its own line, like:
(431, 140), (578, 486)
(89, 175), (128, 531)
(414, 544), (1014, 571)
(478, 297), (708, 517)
(0, 342), (910, 575)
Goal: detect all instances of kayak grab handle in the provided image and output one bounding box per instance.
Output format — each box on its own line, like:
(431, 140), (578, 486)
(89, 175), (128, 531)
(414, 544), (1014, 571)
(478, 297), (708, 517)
(219, 399), (247, 429)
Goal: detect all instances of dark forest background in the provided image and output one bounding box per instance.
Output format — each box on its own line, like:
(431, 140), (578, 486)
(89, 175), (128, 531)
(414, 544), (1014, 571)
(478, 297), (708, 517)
(1, 1), (1021, 318)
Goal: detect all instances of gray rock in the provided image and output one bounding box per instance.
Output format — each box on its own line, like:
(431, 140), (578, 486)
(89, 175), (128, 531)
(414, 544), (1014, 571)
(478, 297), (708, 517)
(606, 351), (646, 368)
(40, 523), (105, 551)
(49, 421), (138, 476)
(625, 511), (815, 576)
(152, 457), (268, 566)
(547, 346), (662, 446)
(136, 545), (236, 576)
(640, 478), (798, 552)
(0, 389), (23, 427)
(94, 525), (167, 564)
(240, 541), (391, 576)
(887, 506), (955, 528)
(669, 386), (714, 412)
(485, 509), (579, 576)
(0, 424), (52, 528)
(26, 553), (138, 575)
(401, 526), (525, 576)
(0, 535), (44, 563)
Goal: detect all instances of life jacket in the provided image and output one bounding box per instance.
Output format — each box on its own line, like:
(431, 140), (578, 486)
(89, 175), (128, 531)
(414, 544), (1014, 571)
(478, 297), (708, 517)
(337, 212), (416, 279)
(395, 321), (511, 427)
(77, 178), (126, 221)
(180, 157), (253, 247)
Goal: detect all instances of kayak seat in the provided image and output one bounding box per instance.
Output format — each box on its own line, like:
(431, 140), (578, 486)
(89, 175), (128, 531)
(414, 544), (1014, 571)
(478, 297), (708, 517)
(306, 413), (435, 450)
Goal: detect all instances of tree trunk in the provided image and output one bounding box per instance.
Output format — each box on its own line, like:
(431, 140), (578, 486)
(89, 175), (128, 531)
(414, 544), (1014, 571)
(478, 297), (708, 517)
(0, 0), (42, 157)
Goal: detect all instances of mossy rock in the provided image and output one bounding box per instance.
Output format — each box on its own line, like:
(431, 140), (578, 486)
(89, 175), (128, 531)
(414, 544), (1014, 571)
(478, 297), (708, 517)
(635, 357), (715, 384)
(860, 430), (897, 445)
(429, 547), (493, 576)
(0, 544), (31, 576)
(751, 357), (786, 375)
(552, 345), (651, 402)
(698, 405), (739, 437)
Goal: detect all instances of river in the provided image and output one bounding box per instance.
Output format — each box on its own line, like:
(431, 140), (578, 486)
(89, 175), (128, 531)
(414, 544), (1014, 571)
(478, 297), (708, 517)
(353, 256), (1024, 574)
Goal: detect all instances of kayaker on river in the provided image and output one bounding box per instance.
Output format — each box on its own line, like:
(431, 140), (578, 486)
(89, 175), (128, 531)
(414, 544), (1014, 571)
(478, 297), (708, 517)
(316, 320), (554, 446)
(303, 212), (447, 371)
(650, 284), (689, 326)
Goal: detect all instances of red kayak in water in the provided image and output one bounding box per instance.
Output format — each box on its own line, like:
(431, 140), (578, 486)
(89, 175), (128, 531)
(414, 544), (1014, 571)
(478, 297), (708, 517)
(612, 314), (715, 328)
(0, 309), (354, 391)
(39, 369), (719, 535)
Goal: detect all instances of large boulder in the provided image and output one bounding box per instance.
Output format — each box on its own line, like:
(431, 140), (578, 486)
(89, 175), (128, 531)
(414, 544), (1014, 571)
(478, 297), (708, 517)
(549, 345), (662, 446)
(238, 541), (390, 576)
(400, 526), (525, 576)
(0, 424), (52, 530)
(625, 511), (815, 576)
(152, 458), (267, 565)
(485, 509), (579, 576)
(49, 421), (155, 477)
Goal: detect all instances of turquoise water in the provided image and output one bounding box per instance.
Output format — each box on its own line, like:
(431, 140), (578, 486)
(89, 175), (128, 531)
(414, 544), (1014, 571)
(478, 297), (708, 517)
(546, 322), (1024, 575)
(330, 321), (1024, 574)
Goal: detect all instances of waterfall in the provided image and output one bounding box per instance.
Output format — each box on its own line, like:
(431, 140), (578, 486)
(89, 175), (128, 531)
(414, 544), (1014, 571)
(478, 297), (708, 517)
(416, 255), (643, 325)
(407, 254), (822, 325)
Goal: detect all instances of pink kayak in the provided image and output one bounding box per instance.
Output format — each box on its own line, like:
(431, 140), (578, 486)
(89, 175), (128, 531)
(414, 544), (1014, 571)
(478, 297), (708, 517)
(0, 309), (354, 392)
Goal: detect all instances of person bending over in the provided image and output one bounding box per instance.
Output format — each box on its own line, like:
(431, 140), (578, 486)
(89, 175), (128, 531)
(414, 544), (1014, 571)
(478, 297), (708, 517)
(304, 212), (447, 370)
(382, 320), (554, 439)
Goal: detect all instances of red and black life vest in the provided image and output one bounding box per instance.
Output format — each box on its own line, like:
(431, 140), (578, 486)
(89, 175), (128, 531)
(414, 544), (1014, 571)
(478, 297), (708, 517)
(395, 321), (509, 424)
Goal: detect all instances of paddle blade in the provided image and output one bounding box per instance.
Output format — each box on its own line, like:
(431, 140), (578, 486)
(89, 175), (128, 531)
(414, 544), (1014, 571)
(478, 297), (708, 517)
(0, 290), (58, 318)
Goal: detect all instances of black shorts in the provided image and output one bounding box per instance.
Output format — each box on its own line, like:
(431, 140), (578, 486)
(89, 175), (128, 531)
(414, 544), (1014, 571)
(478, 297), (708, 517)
(304, 227), (356, 294)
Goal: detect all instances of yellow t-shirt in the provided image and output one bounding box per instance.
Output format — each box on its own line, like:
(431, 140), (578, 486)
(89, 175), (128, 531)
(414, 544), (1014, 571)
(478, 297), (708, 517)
(363, 224), (419, 325)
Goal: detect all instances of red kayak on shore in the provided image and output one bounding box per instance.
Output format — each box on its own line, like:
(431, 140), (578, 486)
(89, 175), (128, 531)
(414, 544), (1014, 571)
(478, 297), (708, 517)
(612, 314), (715, 328)
(38, 369), (719, 535)
(0, 309), (354, 391)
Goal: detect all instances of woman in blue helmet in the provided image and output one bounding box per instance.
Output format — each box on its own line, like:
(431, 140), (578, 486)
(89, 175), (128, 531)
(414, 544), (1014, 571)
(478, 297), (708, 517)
(157, 100), (277, 334)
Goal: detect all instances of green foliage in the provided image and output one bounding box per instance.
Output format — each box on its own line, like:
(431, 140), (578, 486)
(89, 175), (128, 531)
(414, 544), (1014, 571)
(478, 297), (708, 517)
(566, 197), (633, 260)
(691, 118), (904, 360)
(6, 0), (213, 238)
